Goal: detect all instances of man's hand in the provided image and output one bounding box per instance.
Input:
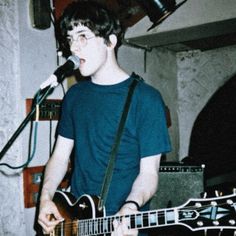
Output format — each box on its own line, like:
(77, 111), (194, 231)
(111, 203), (139, 236)
(38, 199), (64, 234)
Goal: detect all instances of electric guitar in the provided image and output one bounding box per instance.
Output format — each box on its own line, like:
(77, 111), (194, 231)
(50, 190), (236, 236)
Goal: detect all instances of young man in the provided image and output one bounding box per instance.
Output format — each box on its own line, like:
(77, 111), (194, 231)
(38, 1), (171, 235)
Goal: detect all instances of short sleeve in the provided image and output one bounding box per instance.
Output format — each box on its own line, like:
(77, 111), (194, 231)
(137, 87), (171, 157)
(57, 88), (75, 139)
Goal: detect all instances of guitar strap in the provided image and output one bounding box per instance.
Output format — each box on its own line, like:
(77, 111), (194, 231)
(98, 73), (143, 211)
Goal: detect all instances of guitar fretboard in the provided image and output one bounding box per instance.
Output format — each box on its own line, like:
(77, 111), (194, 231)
(78, 209), (177, 236)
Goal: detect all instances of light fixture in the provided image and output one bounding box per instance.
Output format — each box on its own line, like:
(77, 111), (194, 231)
(136, 0), (187, 31)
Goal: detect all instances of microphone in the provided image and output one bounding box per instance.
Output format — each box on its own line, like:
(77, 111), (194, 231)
(40, 55), (80, 89)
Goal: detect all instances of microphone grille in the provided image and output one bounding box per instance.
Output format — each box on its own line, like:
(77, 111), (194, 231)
(68, 55), (80, 70)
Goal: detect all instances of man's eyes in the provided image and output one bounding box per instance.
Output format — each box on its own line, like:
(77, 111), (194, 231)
(66, 37), (72, 42)
(78, 34), (87, 38)
(67, 34), (88, 40)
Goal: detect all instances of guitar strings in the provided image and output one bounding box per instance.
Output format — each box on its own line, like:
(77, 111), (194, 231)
(52, 201), (233, 233)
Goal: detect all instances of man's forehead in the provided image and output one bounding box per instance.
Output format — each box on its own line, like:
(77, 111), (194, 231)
(67, 25), (92, 36)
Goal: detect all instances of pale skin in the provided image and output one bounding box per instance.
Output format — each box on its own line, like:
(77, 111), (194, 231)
(38, 24), (161, 235)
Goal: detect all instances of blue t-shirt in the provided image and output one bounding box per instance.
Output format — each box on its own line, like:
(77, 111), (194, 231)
(58, 74), (171, 215)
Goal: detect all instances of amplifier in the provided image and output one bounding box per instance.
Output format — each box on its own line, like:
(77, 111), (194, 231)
(150, 164), (204, 210)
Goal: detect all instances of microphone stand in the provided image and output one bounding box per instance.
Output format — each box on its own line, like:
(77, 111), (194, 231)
(0, 84), (55, 161)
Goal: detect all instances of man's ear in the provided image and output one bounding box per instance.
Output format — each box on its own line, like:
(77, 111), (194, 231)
(108, 34), (117, 49)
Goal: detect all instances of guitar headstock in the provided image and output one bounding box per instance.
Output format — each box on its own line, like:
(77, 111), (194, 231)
(177, 193), (236, 231)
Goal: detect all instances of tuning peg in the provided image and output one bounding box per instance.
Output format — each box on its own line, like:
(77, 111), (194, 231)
(232, 188), (236, 194)
(201, 192), (207, 198)
(214, 190), (223, 197)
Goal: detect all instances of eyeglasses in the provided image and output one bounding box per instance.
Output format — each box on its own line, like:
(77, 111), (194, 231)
(67, 34), (96, 48)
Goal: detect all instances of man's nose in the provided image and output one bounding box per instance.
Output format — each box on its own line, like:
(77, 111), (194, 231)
(70, 41), (82, 54)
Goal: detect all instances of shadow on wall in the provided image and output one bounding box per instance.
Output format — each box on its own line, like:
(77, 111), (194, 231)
(187, 73), (236, 180)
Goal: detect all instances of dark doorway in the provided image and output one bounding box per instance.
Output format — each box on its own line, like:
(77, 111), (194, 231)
(188, 74), (236, 190)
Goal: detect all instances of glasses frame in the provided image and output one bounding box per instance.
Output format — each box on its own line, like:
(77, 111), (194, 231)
(67, 34), (96, 48)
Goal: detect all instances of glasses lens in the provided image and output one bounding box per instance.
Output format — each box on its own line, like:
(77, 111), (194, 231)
(79, 35), (87, 47)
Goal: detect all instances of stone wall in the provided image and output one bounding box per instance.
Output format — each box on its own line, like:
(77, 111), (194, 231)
(0, 1), (25, 235)
(177, 46), (236, 159)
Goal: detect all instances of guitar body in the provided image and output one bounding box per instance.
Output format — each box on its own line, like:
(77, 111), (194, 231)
(51, 190), (236, 236)
(51, 191), (104, 236)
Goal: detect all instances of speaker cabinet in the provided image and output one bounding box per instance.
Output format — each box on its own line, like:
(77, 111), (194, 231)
(148, 164), (204, 236)
(150, 164), (204, 209)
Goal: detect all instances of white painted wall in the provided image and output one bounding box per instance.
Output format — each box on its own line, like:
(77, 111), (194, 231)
(19, 1), (65, 235)
(126, 0), (236, 38)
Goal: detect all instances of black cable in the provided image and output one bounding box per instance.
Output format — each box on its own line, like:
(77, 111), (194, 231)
(60, 82), (66, 95)
(0, 92), (41, 169)
(49, 114), (53, 157)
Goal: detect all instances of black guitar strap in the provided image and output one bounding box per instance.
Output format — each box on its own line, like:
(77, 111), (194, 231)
(98, 73), (143, 211)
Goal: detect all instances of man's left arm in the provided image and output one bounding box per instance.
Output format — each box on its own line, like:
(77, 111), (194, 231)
(112, 154), (161, 236)
(124, 154), (161, 207)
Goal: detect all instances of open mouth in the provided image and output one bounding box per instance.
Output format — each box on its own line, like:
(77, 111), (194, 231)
(80, 58), (85, 65)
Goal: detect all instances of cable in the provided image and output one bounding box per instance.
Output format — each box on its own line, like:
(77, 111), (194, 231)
(0, 92), (41, 169)
(60, 82), (66, 95)
(49, 112), (53, 157)
(0, 120), (39, 169)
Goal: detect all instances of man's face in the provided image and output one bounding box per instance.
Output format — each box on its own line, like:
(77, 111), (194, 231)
(67, 24), (108, 77)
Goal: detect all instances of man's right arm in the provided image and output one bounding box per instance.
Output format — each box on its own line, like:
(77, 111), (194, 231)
(38, 135), (74, 234)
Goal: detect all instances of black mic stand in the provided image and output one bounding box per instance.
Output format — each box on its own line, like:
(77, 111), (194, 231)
(0, 84), (56, 161)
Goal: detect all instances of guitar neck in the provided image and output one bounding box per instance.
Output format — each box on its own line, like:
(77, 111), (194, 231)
(53, 191), (236, 236)
(78, 208), (182, 235)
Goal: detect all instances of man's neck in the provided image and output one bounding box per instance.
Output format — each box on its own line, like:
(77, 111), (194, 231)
(91, 56), (129, 85)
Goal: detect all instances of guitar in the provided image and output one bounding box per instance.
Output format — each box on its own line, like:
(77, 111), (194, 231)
(50, 190), (236, 236)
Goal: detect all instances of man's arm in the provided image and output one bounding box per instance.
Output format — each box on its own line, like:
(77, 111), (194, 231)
(112, 154), (161, 236)
(125, 154), (161, 207)
(38, 135), (74, 234)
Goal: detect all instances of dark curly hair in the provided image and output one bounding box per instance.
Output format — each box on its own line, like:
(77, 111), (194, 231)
(57, 0), (124, 57)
